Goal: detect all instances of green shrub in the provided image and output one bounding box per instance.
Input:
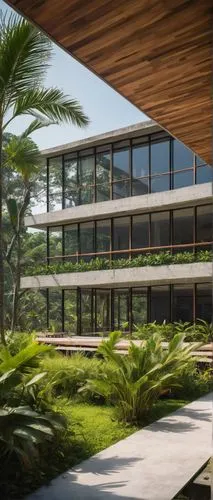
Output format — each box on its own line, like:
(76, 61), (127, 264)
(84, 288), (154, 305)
(40, 352), (105, 399)
(81, 331), (200, 423)
(0, 341), (65, 472)
(25, 249), (213, 276)
(172, 361), (213, 399)
(5, 330), (36, 355)
(132, 319), (212, 343)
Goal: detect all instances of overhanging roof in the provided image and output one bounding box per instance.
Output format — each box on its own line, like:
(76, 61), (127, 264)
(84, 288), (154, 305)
(6, 0), (213, 164)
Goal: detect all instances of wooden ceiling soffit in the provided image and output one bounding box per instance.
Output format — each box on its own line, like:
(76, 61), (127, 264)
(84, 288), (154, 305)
(6, 0), (213, 165)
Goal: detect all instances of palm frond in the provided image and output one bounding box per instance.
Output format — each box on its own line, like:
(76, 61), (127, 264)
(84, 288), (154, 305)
(0, 13), (51, 113)
(10, 87), (89, 128)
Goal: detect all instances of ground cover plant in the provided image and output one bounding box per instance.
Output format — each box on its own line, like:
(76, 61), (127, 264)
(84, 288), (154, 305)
(25, 249), (212, 276)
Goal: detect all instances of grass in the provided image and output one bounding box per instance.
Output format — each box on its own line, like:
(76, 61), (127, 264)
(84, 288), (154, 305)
(3, 397), (189, 499)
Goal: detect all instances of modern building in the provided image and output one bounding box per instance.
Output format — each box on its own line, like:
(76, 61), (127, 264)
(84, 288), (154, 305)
(21, 121), (212, 335)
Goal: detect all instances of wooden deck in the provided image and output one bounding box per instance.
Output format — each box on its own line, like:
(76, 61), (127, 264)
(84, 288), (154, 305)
(37, 335), (213, 363)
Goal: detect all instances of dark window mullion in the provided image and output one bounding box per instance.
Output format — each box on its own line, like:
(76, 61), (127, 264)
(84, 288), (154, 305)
(47, 158), (49, 212)
(46, 289), (49, 330)
(129, 138), (132, 197)
(193, 283), (196, 323)
(171, 139), (174, 190)
(62, 154), (65, 209)
(62, 289), (64, 332)
(77, 288), (81, 335)
(47, 227), (50, 265)
(148, 135), (151, 193)
(111, 289), (114, 331)
(110, 144), (113, 200)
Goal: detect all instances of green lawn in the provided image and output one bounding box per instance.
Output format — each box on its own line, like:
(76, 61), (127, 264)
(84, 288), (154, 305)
(4, 398), (189, 499)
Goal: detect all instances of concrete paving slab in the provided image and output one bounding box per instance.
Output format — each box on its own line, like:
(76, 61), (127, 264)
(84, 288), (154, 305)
(26, 393), (212, 500)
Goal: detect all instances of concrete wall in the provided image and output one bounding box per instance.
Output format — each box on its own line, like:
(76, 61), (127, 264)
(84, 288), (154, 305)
(20, 262), (212, 290)
(41, 120), (158, 158)
(25, 183), (212, 229)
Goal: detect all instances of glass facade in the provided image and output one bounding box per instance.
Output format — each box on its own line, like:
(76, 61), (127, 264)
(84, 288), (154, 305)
(46, 132), (212, 211)
(44, 283), (211, 334)
(37, 129), (212, 336)
(47, 204), (212, 262)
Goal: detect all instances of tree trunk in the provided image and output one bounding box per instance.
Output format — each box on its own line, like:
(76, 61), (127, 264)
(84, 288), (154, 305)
(11, 231), (21, 332)
(0, 123), (6, 345)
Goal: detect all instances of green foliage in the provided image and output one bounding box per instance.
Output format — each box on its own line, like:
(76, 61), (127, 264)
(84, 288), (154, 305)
(82, 331), (200, 423)
(132, 319), (212, 343)
(0, 340), (65, 475)
(5, 330), (36, 355)
(40, 352), (105, 399)
(172, 361), (213, 399)
(25, 250), (213, 276)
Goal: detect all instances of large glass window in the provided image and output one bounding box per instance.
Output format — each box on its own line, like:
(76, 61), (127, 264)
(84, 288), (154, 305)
(114, 289), (129, 331)
(132, 144), (149, 178)
(132, 177), (149, 196)
(96, 289), (111, 333)
(113, 148), (129, 180)
(196, 165), (212, 184)
(112, 180), (130, 199)
(173, 140), (193, 170)
(80, 289), (94, 334)
(132, 214), (149, 252)
(112, 147), (130, 200)
(151, 140), (170, 175)
(151, 212), (170, 248)
(132, 288), (147, 327)
(48, 156), (63, 211)
(96, 220), (111, 256)
(196, 205), (212, 248)
(20, 290), (47, 331)
(173, 285), (193, 323)
(196, 284), (212, 323)
(80, 222), (95, 261)
(79, 153), (95, 204)
(173, 170), (193, 189)
(64, 290), (77, 333)
(48, 227), (62, 262)
(48, 289), (62, 332)
(96, 150), (110, 202)
(173, 208), (193, 250)
(151, 174), (170, 193)
(113, 217), (130, 259)
(150, 286), (170, 323)
(64, 224), (78, 262)
(64, 154), (79, 208)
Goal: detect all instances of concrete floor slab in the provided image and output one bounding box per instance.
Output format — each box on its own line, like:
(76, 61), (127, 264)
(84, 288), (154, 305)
(26, 393), (212, 500)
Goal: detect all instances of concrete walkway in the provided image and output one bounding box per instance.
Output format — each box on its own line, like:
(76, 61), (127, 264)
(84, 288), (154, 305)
(27, 393), (212, 500)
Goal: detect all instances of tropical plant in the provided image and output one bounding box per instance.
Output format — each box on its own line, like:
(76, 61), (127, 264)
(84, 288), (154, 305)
(40, 352), (104, 399)
(0, 13), (89, 344)
(0, 369), (65, 468)
(132, 319), (212, 343)
(24, 250), (213, 277)
(82, 331), (201, 423)
(0, 339), (65, 468)
(172, 360), (213, 399)
(4, 134), (43, 331)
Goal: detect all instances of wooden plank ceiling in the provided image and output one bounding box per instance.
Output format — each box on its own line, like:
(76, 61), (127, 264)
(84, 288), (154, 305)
(6, 0), (213, 164)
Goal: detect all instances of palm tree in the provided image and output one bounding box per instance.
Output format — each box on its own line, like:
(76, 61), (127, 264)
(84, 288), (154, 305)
(0, 13), (89, 344)
(4, 133), (42, 331)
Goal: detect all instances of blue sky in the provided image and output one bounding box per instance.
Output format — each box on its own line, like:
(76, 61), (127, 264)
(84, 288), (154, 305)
(1, 0), (147, 150)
